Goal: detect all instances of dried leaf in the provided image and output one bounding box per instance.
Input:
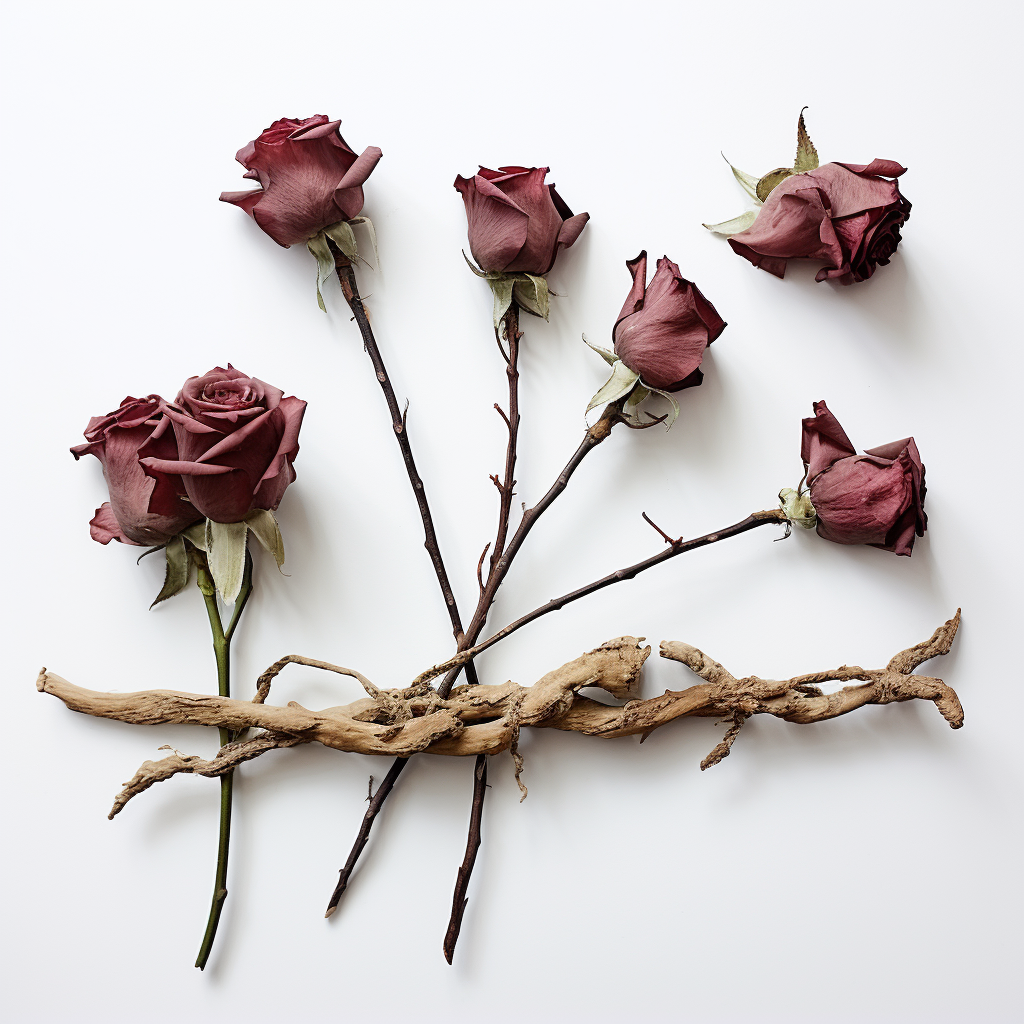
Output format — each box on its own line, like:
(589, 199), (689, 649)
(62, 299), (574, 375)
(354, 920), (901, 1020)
(245, 509), (285, 568)
(307, 231), (336, 312)
(583, 335), (618, 366)
(702, 210), (758, 236)
(512, 273), (549, 320)
(488, 277), (515, 330)
(756, 166), (795, 202)
(347, 215), (380, 270)
(325, 220), (359, 262)
(181, 522), (207, 551)
(586, 360), (639, 416)
(724, 156), (763, 204)
(794, 107), (818, 172)
(206, 520), (248, 603)
(643, 385), (680, 429)
(151, 535), (190, 608)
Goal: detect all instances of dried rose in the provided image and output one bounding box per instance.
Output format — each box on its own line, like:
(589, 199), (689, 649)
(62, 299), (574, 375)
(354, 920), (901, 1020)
(729, 161), (910, 284)
(613, 251), (726, 392)
(800, 401), (926, 555)
(71, 396), (203, 546)
(454, 166), (589, 276)
(141, 366), (306, 525)
(220, 115), (381, 248)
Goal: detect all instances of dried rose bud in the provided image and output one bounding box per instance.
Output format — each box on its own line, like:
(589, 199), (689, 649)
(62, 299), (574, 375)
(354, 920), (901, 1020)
(454, 166), (589, 276)
(613, 252), (726, 392)
(220, 116), (381, 247)
(801, 401), (926, 555)
(71, 396), (203, 546)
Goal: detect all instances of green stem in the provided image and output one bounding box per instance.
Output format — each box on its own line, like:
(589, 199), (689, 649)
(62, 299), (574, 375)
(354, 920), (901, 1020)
(194, 551), (252, 971)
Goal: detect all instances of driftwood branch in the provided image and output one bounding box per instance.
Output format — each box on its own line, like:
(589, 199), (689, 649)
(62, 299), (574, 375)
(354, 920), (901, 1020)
(37, 611), (962, 816)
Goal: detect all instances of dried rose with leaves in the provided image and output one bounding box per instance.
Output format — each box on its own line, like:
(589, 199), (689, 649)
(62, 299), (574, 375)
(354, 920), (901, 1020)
(71, 396), (202, 546)
(455, 165), (589, 324)
(585, 251), (725, 426)
(783, 401), (927, 555)
(706, 110), (910, 284)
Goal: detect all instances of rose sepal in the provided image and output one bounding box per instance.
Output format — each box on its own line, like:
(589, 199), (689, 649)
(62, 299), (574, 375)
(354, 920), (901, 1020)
(463, 253), (549, 328)
(198, 510), (286, 602)
(584, 339), (679, 429)
(306, 218), (378, 311)
(779, 487), (817, 530)
(151, 534), (191, 608)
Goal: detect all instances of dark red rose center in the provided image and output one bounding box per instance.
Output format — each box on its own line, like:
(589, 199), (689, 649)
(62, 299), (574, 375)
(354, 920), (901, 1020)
(203, 381), (258, 408)
(869, 232), (896, 263)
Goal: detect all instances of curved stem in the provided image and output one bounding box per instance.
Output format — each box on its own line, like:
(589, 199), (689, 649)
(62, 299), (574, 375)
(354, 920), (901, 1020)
(194, 552), (251, 971)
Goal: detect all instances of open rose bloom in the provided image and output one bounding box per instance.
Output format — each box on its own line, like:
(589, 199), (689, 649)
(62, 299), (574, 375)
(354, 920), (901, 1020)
(801, 401), (926, 555)
(72, 396), (202, 546)
(454, 166), (589, 275)
(613, 252), (725, 392)
(730, 161), (910, 284)
(141, 366), (306, 524)
(221, 116), (381, 247)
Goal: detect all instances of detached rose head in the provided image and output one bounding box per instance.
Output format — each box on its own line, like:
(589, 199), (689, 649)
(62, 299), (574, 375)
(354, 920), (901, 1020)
(613, 252), (726, 392)
(220, 116), (382, 247)
(141, 366), (307, 524)
(72, 396), (203, 546)
(801, 401), (926, 555)
(730, 161), (910, 284)
(454, 166), (589, 275)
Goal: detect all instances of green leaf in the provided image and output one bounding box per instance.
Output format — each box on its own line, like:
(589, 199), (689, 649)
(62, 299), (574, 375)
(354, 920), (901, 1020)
(181, 522), (207, 551)
(586, 359), (640, 416)
(325, 220), (359, 262)
(206, 519), (249, 603)
(644, 385), (681, 429)
(756, 166), (795, 202)
(702, 210), (758, 236)
(793, 107), (818, 173)
(583, 335), (618, 366)
(724, 156), (763, 204)
(512, 273), (549, 320)
(151, 535), (190, 608)
(348, 215), (379, 270)
(244, 509), (285, 569)
(488, 277), (515, 330)
(307, 231), (336, 312)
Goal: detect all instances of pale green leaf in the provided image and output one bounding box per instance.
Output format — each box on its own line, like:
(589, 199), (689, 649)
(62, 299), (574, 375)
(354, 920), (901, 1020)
(586, 360), (640, 416)
(245, 509), (285, 568)
(206, 519), (249, 603)
(793, 107), (818, 173)
(348, 215), (380, 270)
(724, 155), (763, 204)
(779, 487), (817, 529)
(307, 231), (336, 312)
(512, 273), (549, 320)
(182, 522), (207, 551)
(702, 210), (758, 236)
(583, 335), (618, 366)
(756, 166), (795, 203)
(150, 535), (190, 608)
(325, 220), (359, 261)
(489, 277), (515, 330)
(644, 385), (681, 429)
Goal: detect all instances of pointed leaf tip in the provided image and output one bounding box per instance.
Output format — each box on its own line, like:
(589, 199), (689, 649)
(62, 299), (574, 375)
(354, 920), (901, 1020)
(794, 107), (819, 172)
(703, 210), (757, 236)
(151, 535), (190, 608)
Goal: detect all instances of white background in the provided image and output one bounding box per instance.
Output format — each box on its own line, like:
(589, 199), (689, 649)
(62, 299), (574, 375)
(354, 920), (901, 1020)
(2, 2), (1021, 1021)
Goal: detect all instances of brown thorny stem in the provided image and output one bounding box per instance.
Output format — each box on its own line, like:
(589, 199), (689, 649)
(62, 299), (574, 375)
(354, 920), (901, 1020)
(328, 250), (480, 923)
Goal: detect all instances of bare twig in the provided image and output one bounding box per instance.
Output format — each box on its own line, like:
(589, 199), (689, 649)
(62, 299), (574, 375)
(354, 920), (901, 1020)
(333, 253), (478, 689)
(413, 510), (788, 688)
(443, 754), (487, 964)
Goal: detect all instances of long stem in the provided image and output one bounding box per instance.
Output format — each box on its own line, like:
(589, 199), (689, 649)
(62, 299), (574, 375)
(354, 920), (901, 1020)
(333, 253), (477, 688)
(194, 553), (252, 971)
(437, 399), (623, 699)
(415, 510), (788, 686)
(443, 754), (487, 964)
